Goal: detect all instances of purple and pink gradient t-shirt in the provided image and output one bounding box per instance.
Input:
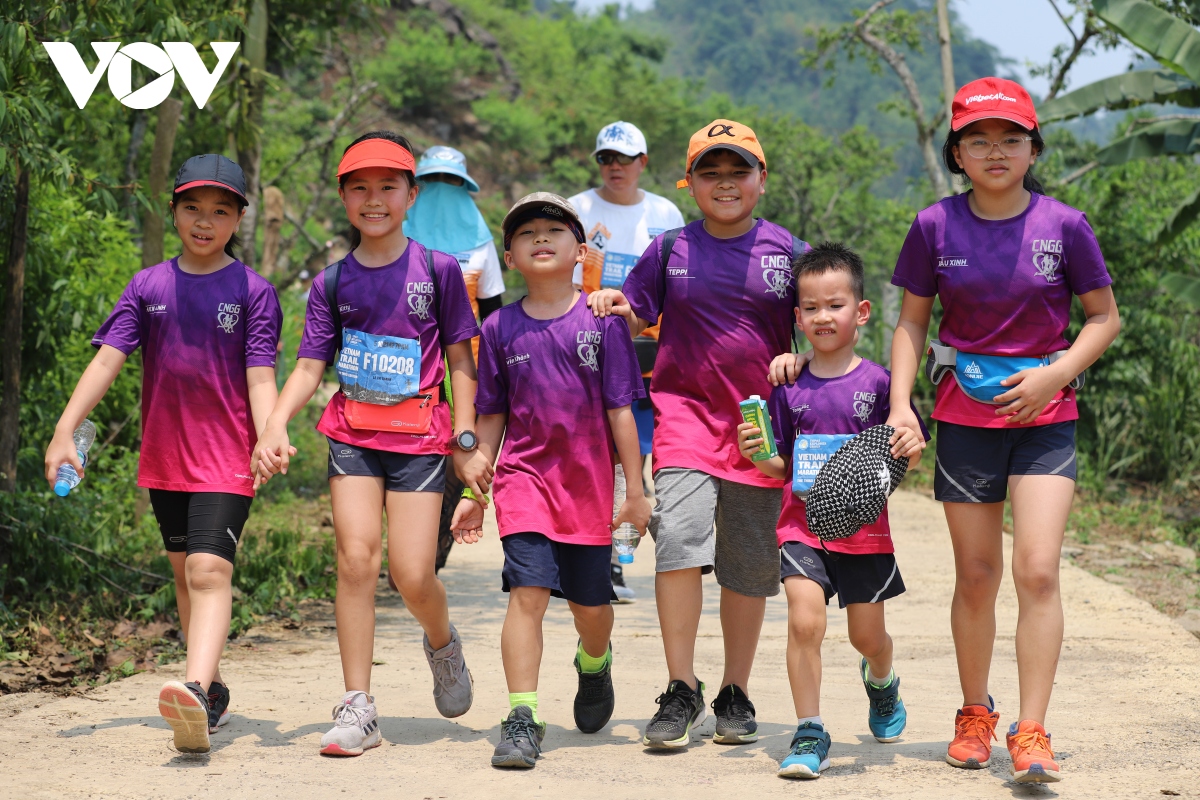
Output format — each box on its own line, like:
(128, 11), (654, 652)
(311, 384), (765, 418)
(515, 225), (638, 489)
(476, 295), (644, 546)
(891, 192), (1112, 428)
(769, 359), (927, 554)
(298, 240), (479, 454)
(92, 258), (282, 497)
(622, 219), (806, 488)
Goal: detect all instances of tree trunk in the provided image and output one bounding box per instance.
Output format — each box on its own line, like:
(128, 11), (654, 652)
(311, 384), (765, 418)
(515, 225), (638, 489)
(936, 0), (959, 195)
(124, 111), (148, 228)
(141, 98), (183, 269)
(0, 165), (30, 492)
(237, 0), (269, 272)
(259, 185), (284, 277)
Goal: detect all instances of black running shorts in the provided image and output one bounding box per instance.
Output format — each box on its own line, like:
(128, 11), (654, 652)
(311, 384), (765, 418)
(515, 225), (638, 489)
(149, 490), (253, 564)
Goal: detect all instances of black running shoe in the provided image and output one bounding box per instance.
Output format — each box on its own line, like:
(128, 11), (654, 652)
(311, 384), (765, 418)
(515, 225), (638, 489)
(492, 705), (546, 769)
(610, 565), (635, 603)
(712, 683), (758, 744)
(573, 646), (615, 733)
(207, 682), (231, 733)
(642, 679), (706, 748)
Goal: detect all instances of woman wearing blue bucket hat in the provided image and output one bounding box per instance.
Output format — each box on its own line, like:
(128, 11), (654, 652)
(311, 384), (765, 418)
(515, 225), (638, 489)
(404, 146), (505, 342)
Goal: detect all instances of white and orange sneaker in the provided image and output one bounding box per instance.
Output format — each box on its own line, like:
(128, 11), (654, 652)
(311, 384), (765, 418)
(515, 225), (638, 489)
(159, 680), (211, 753)
(319, 691), (381, 756)
(945, 702), (999, 769)
(1007, 720), (1061, 783)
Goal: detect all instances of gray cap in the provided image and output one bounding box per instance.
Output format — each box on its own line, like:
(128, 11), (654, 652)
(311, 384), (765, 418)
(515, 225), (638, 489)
(500, 192), (585, 249)
(805, 425), (909, 543)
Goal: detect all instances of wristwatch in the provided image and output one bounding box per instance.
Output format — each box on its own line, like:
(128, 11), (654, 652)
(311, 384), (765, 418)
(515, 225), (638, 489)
(453, 430), (478, 451)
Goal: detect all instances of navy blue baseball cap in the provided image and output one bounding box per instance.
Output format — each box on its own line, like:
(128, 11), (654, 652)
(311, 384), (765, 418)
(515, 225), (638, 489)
(173, 154), (247, 202)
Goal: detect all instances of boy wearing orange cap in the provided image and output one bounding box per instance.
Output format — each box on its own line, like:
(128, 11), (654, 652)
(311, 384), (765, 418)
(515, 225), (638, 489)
(590, 120), (807, 749)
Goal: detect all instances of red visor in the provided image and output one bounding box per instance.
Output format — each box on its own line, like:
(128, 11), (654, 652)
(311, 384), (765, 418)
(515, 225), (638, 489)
(174, 179), (247, 201)
(336, 139), (417, 179)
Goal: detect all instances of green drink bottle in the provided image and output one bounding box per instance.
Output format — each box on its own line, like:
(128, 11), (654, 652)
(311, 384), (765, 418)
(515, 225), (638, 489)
(739, 395), (778, 462)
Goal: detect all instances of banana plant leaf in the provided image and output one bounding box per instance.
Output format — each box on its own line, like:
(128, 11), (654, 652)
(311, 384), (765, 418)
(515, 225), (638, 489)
(1151, 185), (1200, 246)
(1094, 0), (1200, 84)
(1096, 118), (1200, 164)
(1039, 70), (1200, 122)
(1161, 271), (1200, 307)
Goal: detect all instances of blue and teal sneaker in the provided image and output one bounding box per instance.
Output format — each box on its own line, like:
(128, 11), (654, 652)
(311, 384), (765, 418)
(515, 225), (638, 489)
(777, 722), (831, 779)
(861, 658), (906, 742)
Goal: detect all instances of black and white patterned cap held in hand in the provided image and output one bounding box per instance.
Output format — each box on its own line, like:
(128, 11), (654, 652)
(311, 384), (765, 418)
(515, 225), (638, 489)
(805, 425), (909, 543)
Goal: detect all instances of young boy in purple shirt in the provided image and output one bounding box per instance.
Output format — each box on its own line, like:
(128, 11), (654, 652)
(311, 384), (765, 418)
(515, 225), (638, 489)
(737, 242), (925, 779)
(450, 193), (650, 768)
(590, 120), (807, 748)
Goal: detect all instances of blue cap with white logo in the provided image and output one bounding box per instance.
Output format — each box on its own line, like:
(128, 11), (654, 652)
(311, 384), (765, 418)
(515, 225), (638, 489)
(592, 121), (647, 158)
(414, 145), (480, 193)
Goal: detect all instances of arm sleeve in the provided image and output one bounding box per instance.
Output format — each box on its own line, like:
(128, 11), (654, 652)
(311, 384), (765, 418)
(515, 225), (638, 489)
(474, 316), (509, 415)
(890, 216), (938, 297)
(91, 276), (143, 355)
(296, 267), (339, 363)
(767, 385), (793, 460)
(433, 250), (482, 347)
(477, 241), (506, 299)
(623, 232), (667, 323)
(245, 280), (282, 368)
(600, 315), (645, 409)
(478, 294), (503, 321)
(1065, 212), (1113, 296)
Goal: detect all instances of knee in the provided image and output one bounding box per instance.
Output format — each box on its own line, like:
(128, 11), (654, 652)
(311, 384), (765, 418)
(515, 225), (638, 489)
(788, 613), (824, 647)
(849, 626), (888, 658)
(508, 588), (549, 618)
(1013, 563), (1059, 602)
(956, 559), (1001, 604)
(337, 546), (381, 586)
(393, 567), (437, 603)
(185, 560), (231, 593)
(572, 603), (612, 627)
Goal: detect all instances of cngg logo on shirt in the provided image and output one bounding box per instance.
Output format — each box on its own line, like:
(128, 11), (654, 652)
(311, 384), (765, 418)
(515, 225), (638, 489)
(43, 42), (239, 109)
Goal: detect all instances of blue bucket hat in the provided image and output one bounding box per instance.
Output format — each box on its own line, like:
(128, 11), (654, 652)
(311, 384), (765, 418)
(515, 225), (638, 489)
(414, 145), (480, 193)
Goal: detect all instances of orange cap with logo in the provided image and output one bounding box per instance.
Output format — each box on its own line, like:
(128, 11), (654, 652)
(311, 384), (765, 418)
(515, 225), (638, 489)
(676, 119), (767, 189)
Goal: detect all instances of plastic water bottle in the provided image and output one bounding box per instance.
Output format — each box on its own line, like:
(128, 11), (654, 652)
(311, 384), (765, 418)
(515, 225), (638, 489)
(612, 463), (640, 564)
(54, 419), (96, 497)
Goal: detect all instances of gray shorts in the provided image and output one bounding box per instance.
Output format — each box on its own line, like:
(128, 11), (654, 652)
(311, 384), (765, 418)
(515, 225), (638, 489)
(649, 468), (782, 597)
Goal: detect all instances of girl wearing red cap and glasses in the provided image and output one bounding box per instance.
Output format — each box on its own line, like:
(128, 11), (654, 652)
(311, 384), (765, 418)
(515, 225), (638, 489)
(253, 131), (491, 756)
(887, 78), (1121, 783)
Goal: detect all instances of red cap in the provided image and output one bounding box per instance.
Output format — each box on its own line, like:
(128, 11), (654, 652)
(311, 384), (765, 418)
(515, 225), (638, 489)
(951, 77), (1038, 132)
(336, 139), (416, 179)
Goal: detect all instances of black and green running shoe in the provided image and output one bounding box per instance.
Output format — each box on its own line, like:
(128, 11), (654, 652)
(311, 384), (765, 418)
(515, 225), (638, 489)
(642, 679), (706, 748)
(573, 646), (615, 734)
(712, 683), (758, 744)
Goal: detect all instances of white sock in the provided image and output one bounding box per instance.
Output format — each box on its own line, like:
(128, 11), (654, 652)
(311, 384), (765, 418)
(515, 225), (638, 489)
(798, 715), (823, 728)
(869, 669), (894, 687)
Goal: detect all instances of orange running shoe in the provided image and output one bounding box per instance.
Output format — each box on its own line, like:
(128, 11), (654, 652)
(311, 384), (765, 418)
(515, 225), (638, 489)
(945, 703), (999, 769)
(1007, 720), (1061, 783)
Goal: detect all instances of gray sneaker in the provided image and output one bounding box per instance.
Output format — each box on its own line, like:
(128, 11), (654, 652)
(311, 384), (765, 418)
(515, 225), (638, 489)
(423, 624), (474, 718)
(492, 705), (546, 768)
(158, 680), (211, 753)
(319, 691), (382, 756)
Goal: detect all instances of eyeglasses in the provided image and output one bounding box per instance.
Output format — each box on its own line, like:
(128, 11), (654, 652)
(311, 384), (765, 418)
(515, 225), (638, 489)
(595, 151), (639, 166)
(960, 135), (1034, 158)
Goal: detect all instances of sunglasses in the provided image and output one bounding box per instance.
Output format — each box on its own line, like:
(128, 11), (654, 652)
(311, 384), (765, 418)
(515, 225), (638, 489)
(595, 151), (640, 166)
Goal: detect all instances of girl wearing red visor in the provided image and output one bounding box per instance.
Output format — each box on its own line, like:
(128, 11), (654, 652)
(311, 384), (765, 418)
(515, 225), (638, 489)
(888, 78), (1120, 783)
(254, 131), (491, 756)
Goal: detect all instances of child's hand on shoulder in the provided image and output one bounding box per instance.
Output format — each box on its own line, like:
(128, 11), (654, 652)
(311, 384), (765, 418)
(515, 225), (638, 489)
(612, 493), (652, 536)
(768, 350), (813, 386)
(450, 497), (486, 544)
(587, 289), (630, 319)
(737, 421), (765, 462)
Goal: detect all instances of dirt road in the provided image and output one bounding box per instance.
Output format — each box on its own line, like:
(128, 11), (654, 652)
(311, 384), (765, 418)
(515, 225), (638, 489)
(3, 490), (1198, 799)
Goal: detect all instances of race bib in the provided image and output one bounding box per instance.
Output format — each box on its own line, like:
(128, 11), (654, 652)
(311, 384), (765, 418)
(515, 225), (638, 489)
(336, 328), (421, 406)
(600, 252), (638, 288)
(792, 434), (855, 499)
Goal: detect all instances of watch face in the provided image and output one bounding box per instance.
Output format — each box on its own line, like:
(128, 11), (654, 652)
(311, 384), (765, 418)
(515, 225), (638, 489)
(458, 431), (478, 450)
